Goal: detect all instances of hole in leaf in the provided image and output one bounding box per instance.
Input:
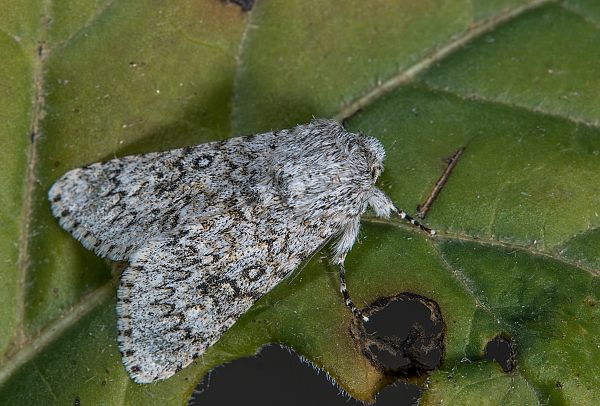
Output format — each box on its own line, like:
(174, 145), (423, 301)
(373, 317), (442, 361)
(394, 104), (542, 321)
(352, 292), (445, 375)
(484, 334), (516, 372)
(188, 344), (421, 405)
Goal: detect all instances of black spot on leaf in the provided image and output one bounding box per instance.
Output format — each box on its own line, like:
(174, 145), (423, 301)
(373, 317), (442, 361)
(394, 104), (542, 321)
(352, 293), (445, 374)
(484, 334), (516, 372)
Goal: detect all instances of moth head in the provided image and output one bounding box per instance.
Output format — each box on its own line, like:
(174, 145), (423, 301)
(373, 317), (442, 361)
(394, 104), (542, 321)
(357, 134), (386, 184)
(268, 119), (389, 217)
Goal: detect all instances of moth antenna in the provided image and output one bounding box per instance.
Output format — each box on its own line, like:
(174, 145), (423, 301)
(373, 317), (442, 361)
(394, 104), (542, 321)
(393, 205), (436, 236)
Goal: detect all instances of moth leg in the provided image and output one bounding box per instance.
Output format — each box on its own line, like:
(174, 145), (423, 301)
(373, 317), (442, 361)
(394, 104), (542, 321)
(333, 218), (368, 321)
(393, 205), (436, 236)
(339, 263), (369, 322)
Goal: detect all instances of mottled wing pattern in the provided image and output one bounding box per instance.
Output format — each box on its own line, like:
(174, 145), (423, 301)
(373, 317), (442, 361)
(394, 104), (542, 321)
(118, 204), (334, 383)
(48, 136), (271, 261)
(48, 146), (229, 261)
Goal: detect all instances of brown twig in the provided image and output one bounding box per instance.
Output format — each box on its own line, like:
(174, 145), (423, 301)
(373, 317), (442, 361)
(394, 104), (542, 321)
(417, 147), (465, 219)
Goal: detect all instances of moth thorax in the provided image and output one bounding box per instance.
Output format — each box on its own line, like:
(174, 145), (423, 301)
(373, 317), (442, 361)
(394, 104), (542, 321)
(272, 166), (371, 219)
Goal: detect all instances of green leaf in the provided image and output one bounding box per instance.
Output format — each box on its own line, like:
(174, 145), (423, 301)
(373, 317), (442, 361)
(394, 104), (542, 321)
(2, 0), (599, 404)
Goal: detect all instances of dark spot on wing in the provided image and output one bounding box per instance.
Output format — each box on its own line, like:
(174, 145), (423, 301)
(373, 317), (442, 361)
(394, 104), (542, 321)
(193, 154), (214, 170)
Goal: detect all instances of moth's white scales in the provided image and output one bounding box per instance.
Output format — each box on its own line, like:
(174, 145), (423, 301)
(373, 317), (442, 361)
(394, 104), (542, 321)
(48, 119), (431, 383)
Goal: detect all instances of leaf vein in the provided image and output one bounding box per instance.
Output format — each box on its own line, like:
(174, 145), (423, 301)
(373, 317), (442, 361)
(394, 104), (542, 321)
(229, 4), (256, 135)
(334, 0), (554, 122)
(416, 81), (600, 131)
(55, 0), (117, 51)
(558, 1), (600, 31)
(363, 216), (600, 277)
(15, 0), (53, 354)
(33, 361), (58, 400)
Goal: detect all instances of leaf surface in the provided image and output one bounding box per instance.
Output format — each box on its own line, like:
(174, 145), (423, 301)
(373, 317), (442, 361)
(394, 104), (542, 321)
(1, 1), (599, 404)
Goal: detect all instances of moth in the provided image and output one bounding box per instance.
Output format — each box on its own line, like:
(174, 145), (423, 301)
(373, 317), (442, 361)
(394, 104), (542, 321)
(48, 119), (434, 383)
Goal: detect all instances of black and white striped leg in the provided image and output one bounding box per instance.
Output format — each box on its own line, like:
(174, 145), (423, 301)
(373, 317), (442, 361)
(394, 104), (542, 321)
(339, 264), (369, 322)
(393, 205), (436, 236)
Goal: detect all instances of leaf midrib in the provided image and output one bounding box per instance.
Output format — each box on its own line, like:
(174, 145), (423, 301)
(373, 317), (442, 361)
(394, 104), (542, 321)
(15, 0), (52, 356)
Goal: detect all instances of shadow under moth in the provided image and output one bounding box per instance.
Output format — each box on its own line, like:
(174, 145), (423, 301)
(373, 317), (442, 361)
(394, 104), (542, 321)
(48, 119), (434, 383)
